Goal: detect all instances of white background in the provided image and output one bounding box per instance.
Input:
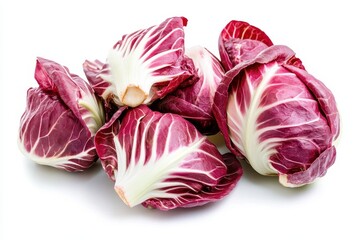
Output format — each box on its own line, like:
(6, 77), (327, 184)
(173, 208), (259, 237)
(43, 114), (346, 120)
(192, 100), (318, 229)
(1, 0), (359, 239)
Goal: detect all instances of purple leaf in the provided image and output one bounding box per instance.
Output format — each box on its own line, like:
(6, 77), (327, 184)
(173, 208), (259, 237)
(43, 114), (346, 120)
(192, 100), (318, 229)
(18, 88), (97, 171)
(213, 45), (340, 187)
(84, 17), (196, 108)
(18, 58), (105, 171)
(95, 105), (242, 210)
(279, 146), (336, 187)
(152, 46), (224, 135)
(219, 20), (305, 71)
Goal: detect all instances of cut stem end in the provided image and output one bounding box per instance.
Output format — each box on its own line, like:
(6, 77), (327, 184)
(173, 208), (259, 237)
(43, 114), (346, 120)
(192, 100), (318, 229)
(122, 85), (147, 107)
(114, 186), (132, 207)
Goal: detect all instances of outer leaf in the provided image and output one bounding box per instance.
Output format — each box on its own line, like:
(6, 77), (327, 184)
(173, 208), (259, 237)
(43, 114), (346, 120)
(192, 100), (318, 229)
(283, 65), (340, 139)
(279, 146), (336, 187)
(142, 152), (242, 209)
(18, 58), (105, 171)
(95, 105), (242, 210)
(213, 45), (339, 187)
(84, 17), (196, 108)
(219, 20), (304, 71)
(152, 46), (224, 135)
(18, 88), (97, 171)
(92, 106), (128, 180)
(214, 45), (297, 156)
(82, 59), (106, 99)
(219, 20), (273, 71)
(36, 57), (105, 135)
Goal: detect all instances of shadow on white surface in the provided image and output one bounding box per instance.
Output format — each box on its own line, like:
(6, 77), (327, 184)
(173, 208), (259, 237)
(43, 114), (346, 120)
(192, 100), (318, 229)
(239, 160), (314, 195)
(23, 154), (315, 219)
(24, 159), (226, 217)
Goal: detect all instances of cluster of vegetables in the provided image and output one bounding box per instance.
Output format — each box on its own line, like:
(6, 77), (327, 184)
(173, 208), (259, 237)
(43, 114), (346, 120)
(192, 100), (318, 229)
(18, 17), (340, 210)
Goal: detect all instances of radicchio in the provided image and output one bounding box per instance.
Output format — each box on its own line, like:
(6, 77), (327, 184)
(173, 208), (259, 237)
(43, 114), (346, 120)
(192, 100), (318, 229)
(18, 58), (105, 171)
(219, 20), (304, 71)
(95, 105), (242, 210)
(83, 17), (196, 108)
(213, 45), (340, 187)
(152, 46), (224, 135)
